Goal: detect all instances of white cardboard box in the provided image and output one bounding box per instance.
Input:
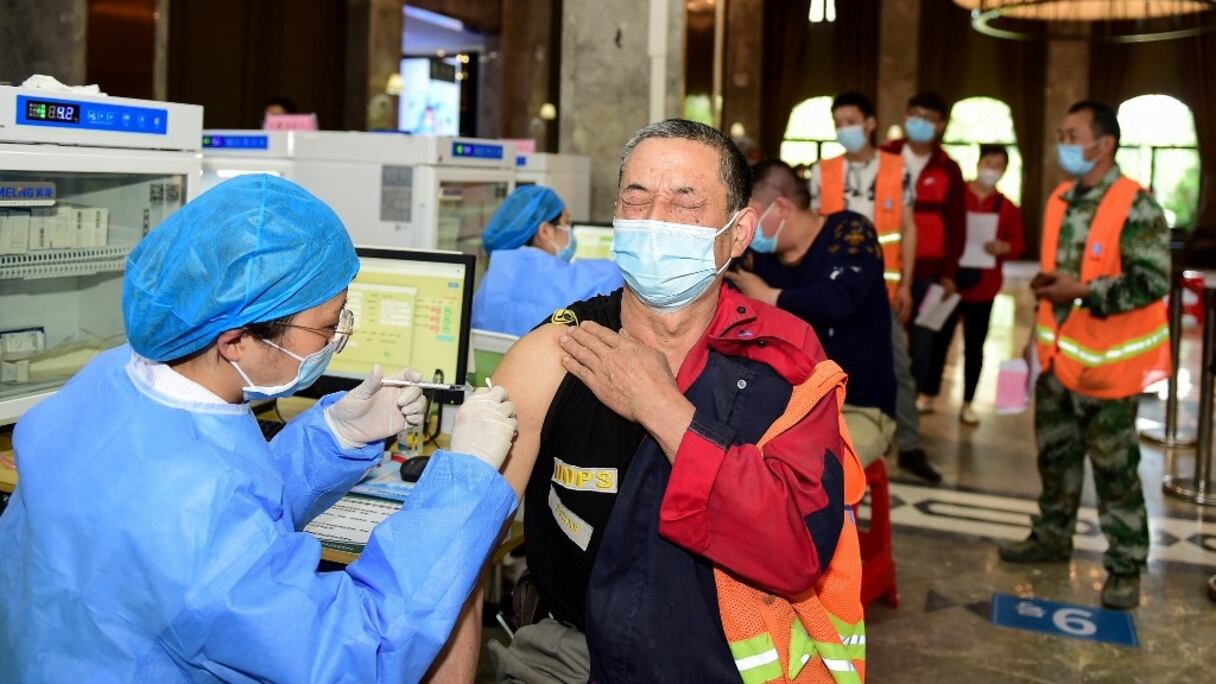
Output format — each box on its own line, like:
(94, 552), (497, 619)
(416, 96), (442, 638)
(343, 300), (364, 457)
(1, 359), (31, 384)
(29, 208), (53, 250)
(0, 210), (31, 255)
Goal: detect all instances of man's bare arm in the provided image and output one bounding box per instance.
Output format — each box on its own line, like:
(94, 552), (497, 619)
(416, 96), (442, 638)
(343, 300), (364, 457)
(424, 324), (568, 681)
(495, 323), (569, 499)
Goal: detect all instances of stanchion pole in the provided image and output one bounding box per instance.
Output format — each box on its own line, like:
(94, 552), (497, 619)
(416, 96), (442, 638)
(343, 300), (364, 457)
(1143, 270), (1197, 447)
(1164, 278), (1215, 505)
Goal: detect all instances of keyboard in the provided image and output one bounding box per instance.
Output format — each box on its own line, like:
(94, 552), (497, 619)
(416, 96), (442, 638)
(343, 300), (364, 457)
(258, 419), (286, 441)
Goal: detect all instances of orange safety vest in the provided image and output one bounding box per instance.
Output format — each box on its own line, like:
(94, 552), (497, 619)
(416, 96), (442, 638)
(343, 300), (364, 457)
(716, 360), (866, 684)
(1036, 176), (1170, 399)
(820, 152), (904, 301)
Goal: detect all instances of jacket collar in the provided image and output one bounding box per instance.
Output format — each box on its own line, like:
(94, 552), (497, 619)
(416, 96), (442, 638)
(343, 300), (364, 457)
(1063, 165), (1122, 203)
(674, 285), (821, 389)
(883, 138), (947, 164)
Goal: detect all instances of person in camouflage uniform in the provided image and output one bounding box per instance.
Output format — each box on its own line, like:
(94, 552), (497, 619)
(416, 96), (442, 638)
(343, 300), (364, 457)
(1000, 101), (1169, 611)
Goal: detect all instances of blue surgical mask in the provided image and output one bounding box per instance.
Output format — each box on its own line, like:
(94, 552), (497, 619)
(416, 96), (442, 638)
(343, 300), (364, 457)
(836, 125), (867, 153)
(749, 203), (785, 254)
(611, 211), (739, 312)
(904, 116), (937, 143)
(547, 225), (577, 263)
(1057, 143), (1096, 177)
(231, 338), (338, 401)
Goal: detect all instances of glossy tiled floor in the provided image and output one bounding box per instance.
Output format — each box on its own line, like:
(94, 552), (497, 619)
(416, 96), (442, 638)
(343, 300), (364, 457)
(869, 273), (1215, 682)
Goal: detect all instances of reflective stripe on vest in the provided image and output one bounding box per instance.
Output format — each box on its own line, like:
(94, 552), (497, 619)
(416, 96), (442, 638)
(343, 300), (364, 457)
(732, 618), (866, 684)
(1036, 176), (1170, 398)
(820, 152), (904, 300)
(729, 632), (783, 684)
(1041, 322), (1169, 368)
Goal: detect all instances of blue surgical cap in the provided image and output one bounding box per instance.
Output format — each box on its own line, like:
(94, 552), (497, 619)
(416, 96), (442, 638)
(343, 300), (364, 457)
(482, 185), (565, 253)
(123, 174), (360, 362)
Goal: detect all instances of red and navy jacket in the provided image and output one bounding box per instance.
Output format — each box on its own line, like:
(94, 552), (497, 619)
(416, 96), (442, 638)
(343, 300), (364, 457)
(961, 185), (1025, 302)
(526, 285), (845, 681)
(882, 138), (967, 280)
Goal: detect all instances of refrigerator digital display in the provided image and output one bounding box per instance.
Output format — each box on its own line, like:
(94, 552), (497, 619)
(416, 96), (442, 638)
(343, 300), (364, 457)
(25, 100), (79, 124)
(15, 95), (168, 135)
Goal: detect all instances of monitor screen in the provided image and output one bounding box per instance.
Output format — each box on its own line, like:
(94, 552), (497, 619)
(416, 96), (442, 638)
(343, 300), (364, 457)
(398, 57), (460, 136)
(571, 222), (614, 262)
(307, 248), (474, 403)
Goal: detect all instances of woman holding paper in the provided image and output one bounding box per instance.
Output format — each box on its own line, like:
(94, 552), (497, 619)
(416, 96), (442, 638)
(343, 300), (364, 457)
(955, 144), (1024, 425)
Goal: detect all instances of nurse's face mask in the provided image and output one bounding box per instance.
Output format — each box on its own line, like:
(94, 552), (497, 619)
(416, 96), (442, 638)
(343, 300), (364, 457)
(232, 307), (354, 401)
(544, 224), (577, 263)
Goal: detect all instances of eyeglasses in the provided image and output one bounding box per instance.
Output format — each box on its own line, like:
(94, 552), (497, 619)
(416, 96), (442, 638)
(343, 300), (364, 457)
(271, 307), (355, 354)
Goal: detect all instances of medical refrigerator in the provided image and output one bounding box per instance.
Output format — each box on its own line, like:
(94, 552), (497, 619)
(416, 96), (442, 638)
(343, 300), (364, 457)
(0, 86), (203, 424)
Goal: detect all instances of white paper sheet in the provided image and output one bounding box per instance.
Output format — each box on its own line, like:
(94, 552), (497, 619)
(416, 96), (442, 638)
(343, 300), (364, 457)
(305, 495), (402, 546)
(914, 283), (962, 332)
(959, 211), (999, 269)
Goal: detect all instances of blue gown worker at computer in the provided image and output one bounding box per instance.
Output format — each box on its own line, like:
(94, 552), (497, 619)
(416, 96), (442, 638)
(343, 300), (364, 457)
(472, 184), (623, 336)
(0, 175), (520, 683)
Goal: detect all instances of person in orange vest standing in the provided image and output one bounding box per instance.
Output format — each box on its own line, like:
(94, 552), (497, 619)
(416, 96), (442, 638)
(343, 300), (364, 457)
(999, 101), (1170, 610)
(808, 92), (941, 483)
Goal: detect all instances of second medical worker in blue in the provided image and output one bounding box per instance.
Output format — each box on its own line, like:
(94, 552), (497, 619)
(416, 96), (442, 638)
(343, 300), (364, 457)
(472, 184), (622, 336)
(0, 175), (519, 682)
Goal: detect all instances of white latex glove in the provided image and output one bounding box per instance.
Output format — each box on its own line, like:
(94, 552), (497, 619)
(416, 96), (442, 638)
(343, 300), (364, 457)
(325, 366), (426, 447)
(448, 385), (517, 470)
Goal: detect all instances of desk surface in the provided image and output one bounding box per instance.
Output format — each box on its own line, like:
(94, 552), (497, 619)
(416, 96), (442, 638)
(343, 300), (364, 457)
(1, 426), (14, 493)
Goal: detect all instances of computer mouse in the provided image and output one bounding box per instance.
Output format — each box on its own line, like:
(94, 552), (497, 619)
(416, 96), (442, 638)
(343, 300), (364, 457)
(399, 456), (430, 483)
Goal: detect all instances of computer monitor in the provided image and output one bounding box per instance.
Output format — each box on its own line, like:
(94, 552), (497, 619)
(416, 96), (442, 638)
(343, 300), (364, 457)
(305, 248), (475, 404)
(571, 222), (614, 262)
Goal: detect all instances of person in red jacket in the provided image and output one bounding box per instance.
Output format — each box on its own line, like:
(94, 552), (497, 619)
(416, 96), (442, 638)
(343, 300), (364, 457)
(883, 93), (967, 423)
(438, 120), (852, 682)
(956, 144), (1024, 425)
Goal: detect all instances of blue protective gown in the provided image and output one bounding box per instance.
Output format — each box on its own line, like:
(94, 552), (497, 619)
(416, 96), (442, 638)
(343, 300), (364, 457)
(0, 346), (516, 683)
(471, 247), (624, 336)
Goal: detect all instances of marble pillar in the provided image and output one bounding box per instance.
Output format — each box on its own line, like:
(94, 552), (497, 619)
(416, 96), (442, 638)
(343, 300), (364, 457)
(0, 0), (87, 86)
(478, 35), (504, 140)
(877, 0), (921, 141)
(1041, 38), (1089, 208)
(560, 0), (685, 220)
(345, 0), (405, 130)
(722, 0), (763, 156)
(500, 0), (556, 145)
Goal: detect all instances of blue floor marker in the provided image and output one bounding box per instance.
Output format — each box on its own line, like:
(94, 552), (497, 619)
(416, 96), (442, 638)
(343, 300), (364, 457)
(990, 593), (1139, 648)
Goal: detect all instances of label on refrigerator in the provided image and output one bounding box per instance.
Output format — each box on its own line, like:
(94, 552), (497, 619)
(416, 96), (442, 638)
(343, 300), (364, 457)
(380, 165), (413, 223)
(0, 182), (55, 207)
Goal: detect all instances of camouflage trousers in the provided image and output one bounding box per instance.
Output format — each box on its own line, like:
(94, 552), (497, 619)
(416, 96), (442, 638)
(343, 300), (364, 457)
(1031, 371), (1149, 575)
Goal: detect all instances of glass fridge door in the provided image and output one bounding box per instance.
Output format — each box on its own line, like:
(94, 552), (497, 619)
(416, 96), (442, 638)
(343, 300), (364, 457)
(0, 169), (187, 411)
(435, 179), (509, 282)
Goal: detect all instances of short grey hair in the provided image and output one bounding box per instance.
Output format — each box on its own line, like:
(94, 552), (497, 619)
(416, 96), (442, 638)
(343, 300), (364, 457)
(618, 119), (752, 213)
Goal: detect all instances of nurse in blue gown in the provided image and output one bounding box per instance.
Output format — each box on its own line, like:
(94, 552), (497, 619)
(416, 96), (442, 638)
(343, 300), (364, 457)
(471, 185), (622, 336)
(0, 175), (519, 683)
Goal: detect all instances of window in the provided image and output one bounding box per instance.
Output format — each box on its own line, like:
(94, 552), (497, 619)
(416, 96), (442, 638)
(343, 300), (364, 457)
(809, 0), (836, 23)
(1116, 94), (1200, 229)
(942, 96), (1023, 204)
(780, 96), (844, 169)
(682, 94), (715, 127)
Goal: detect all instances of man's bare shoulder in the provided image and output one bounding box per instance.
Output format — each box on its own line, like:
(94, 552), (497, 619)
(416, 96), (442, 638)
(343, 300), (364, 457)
(492, 323), (568, 415)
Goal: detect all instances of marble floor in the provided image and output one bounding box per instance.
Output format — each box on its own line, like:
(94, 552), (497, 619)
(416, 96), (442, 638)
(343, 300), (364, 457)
(868, 278), (1215, 682)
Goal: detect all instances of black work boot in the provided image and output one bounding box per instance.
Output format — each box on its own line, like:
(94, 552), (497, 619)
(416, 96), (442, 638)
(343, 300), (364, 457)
(1101, 573), (1141, 610)
(998, 534), (1071, 564)
(898, 449), (942, 483)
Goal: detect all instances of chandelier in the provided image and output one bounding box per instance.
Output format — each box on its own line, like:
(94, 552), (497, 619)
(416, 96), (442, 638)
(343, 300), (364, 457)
(953, 1), (1216, 42)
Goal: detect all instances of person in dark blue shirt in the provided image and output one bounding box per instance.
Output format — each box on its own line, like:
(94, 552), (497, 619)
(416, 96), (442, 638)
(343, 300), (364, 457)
(726, 159), (895, 466)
